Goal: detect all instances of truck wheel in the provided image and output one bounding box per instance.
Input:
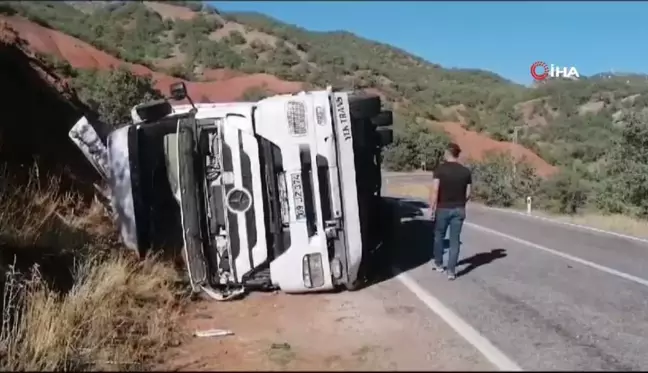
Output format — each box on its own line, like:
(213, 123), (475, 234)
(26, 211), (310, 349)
(377, 127), (393, 147)
(344, 280), (361, 291)
(344, 274), (366, 291)
(381, 198), (400, 245)
(348, 94), (381, 119)
(371, 111), (393, 127)
(344, 258), (368, 292)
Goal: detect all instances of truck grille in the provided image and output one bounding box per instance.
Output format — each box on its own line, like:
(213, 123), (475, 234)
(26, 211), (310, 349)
(220, 130), (261, 273)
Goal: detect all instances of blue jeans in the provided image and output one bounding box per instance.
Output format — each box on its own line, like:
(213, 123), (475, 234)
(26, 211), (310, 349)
(433, 207), (466, 275)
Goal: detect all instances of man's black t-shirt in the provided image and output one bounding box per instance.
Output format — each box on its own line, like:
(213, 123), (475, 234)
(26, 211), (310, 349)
(433, 161), (472, 208)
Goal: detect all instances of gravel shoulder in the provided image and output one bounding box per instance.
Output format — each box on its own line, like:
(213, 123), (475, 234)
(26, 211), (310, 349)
(161, 279), (492, 371)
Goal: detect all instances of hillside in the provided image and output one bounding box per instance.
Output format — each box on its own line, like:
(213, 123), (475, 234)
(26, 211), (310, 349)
(5, 3), (648, 369)
(0, 1), (552, 172)
(3, 2), (648, 186)
(0, 13), (303, 102)
(0, 17), (103, 192)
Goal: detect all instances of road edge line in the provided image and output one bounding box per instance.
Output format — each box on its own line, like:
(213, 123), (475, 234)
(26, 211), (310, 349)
(466, 222), (648, 288)
(393, 269), (523, 371)
(475, 205), (648, 244)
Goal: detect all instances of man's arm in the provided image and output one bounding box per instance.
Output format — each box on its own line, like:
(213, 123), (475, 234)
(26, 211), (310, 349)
(429, 178), (440, 210)
(465, 170), (472, 201)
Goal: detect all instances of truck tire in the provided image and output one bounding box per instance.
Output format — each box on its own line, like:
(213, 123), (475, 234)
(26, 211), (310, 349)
(371, 110), (393, 127)
(348, 94), (381, 119)
(345, 282), (361, 291)
(376, 127), (393, 147)
(380, 198), (399, 246)
(344, 273), (365, 291)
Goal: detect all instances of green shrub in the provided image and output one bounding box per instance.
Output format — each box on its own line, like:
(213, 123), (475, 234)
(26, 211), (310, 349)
(227, 30), (247, 45)
(70, 67), (162, 126)
(383, 120), (450, 171)
(166, 64), (195, 80)
(241, 86), (273, 101)
(537, 168), (589, 214)
(467, 152), (539, 207)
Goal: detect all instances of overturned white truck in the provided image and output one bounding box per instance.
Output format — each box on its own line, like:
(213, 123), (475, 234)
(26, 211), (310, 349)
(69, 83), (393, 298)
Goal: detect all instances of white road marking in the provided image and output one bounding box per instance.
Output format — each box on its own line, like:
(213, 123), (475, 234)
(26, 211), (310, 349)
(466, 222), (648, 288)
(477, 206), (648, 245)
(394, 269), (523, 372)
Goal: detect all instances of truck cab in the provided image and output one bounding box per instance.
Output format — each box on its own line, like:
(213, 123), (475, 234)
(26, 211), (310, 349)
(69, 84), (393, 297)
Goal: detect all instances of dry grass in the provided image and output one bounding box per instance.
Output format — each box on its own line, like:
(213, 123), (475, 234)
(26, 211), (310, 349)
(0, 173), (114, 250)
(0, 254), (185, 371)
(526, 210), (648, 238)
(385, 183), (430, 200)
(0, 169), (187, 371)
(386, 181), (648, 238)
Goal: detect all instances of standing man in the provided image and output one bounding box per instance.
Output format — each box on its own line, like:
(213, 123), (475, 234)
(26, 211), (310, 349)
(429, 143), (472, 280)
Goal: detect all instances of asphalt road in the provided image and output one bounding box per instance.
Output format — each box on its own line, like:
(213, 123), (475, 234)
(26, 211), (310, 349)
(381, 173), (648, 371)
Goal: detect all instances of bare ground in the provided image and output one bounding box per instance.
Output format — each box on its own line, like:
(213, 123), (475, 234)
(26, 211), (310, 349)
(161, 272), (492, 371)
(158, 187), (495, 371)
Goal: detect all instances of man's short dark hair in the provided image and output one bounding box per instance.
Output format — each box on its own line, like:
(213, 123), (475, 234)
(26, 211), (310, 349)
(447, 143), (461, 158)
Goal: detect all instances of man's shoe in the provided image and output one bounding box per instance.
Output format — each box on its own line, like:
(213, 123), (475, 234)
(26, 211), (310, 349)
(447, 273), (456, 281)
(433, 264), (446, 273)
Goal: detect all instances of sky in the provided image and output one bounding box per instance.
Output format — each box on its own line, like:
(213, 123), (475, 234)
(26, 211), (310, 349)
(209, 1), (648, 85)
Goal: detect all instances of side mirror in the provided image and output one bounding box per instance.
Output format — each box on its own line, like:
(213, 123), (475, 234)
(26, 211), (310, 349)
(169, 82), (188, 101)
(377, 127), (393, 147)
(371, 110), (393, 127)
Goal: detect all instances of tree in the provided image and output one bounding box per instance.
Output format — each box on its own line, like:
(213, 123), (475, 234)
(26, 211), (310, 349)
(467, 152), (539, 207)
(249, 40), (271, 53)
(538, 167), (589, 214)
(383, 120), (450, 171)
(594, 112), (648, 217)
(269, 45), (301, 67)
(166, 63), (195, 80)
(197, 41), (243, 69)
(71, 67), (162, 126)
(227, 30), (247, 46)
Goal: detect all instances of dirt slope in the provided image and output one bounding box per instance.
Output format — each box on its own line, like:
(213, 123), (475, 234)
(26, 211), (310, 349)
(142, 1), (198, 21)
(0, 20), (101, 192)
(434, 121), (557, 177)
(0, 15), (303, 102)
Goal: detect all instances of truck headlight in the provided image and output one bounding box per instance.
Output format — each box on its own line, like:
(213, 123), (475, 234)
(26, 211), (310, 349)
(302, 253), (324, 288)
(277, 172), (290, 225)
(330, 257), (342, 280)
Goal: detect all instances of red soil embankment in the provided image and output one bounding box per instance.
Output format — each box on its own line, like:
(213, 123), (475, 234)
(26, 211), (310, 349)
(1, 15), (303, 102)
(0, 20), (101, 192)
(434, 121), (557, 177)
